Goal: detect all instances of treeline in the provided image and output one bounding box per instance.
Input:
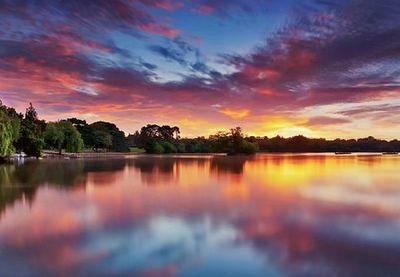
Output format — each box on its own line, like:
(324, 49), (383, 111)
(1, 102), (45, 159)
(0, 101), (257, 159)
(249, 135), (400, 153)
(2, 100), (400, 160)
(0, 101), (130, 159)
(127, 125), (258, 155)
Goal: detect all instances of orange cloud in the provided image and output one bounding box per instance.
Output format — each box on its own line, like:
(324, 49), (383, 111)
(220, 108), (250, 119)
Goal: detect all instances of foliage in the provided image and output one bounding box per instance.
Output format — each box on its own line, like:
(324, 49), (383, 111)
(0, 101), (21, 159)
(126, 131), (140, 148)
(44, 122), (64, 152)
(90, 121), (128, 152)
(130, 124), (180, 154)
(14, 103), (45, 157)
(180, 137), (211, 153)
(176, 142), (186, 153)
(67, 118), (95, 148)
(44, 120), (84, 154)
(67, 118), (128, 152)
(92, 129), (113, 150)
(128, 124), (257, 155)
(209, 127), (258, 155)
(62, 121), (84, 153)
(146, 141), (164, 154)
(253, 135), (400, 152)
(5, 101), (400, 157)
(162, 141), (177, 153)
(128, 147), (145, 153)
(139, 124), (180, 141)
(209, 131), (231, 153)
(240, 140), (259, 155)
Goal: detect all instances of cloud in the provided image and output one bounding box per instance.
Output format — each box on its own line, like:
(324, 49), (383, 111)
(219, 108), (250, 119)
(0, 0), (180, 38)
(0, 38), (93, 77)
(191, 0), (269, 17)
(219, 0), (400, 111)
(149, 45), (187, 65)
(1, 0), (400, 137)
(138, 22), (179, 38)
(305, 116), (350, 127)
(139, 0), (184, 11)
(149, 37), (217, 77)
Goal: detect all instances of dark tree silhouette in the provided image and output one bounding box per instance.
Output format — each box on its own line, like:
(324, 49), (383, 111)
(2, 100), (400, 159)
(90, 121), (128, 152)
(14, 103), (45, 157)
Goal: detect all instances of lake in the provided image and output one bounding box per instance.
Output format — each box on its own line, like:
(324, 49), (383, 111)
(1, 154), (400, 276)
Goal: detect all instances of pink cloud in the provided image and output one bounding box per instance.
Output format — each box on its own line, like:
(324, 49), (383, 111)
(138, 22), (180, 38)
(155, 0), (184, 11)
(139, 0), (184, 11)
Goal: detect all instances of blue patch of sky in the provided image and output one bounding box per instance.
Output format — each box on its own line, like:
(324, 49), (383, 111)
(104, 32), (190, 82)
(143, 1), (296, 78)
(87, 0), (302, 83)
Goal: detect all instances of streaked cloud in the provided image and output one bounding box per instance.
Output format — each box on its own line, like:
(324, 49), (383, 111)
(1, 0), (400, 138)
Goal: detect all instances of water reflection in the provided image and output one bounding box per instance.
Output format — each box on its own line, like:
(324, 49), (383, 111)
(210, 155), (251, 174)
(0, 154), (400, 276)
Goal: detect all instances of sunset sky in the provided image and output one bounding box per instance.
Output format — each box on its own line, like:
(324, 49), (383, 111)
(1, 0), (400, 138)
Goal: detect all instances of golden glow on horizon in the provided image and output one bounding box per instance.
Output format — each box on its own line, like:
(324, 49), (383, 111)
(3, 93), (400, 140)
(219, 108), (250, 119)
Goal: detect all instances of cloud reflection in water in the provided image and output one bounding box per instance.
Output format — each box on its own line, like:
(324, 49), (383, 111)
(0, 154), (400, 276)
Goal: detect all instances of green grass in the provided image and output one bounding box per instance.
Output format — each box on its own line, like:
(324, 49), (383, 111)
(129, 147), (145, 153)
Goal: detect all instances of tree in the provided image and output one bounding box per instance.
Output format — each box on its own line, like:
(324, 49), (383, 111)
(209, 127), (257, 155)
(61, 121), (84, 153)
(67, 118), (95, 148)
(44, 120), (84, 154)
(44, 122), (64, 153)
(138, 124), (180, 141)
(162, 141), (177, 153)
(93, 129), (113, 150)
(159, 125), (180, 140)
(15, 103), (45, 157)
(90, 121), (128, 152)
(135, 124), (180, 153)
(209, 131), (230, 153)
(146, 141), (164, 154)
(180, 137), (211, 153)
(240, 140), (259, 155)
(126, 131), (140, 148)
(0, 101), (21, 160)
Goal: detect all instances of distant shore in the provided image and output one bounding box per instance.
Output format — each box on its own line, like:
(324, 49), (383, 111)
(5, 151), (398, 163)
(8, 151), (223, 161)
(42, 150), (142, 159)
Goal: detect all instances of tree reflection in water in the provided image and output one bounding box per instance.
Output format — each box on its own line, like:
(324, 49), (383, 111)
(0, 155), (400, 276)
(0, 159), (127, 214)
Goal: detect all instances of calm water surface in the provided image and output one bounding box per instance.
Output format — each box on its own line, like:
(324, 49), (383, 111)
(1, 154), (400, 276)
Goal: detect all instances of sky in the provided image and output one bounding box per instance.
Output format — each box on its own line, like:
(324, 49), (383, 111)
(1, 0), (400, 138)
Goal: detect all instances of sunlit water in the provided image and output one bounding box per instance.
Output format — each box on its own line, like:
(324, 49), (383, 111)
(1, 154), (400, 276)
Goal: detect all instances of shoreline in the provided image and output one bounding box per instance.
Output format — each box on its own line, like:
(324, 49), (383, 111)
(3, 151), (398, 163)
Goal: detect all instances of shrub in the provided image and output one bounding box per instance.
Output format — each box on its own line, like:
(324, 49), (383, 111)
(162, 141), (177, 153)
(145, 141), (164, 154)
(240, 141), (258, 155)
